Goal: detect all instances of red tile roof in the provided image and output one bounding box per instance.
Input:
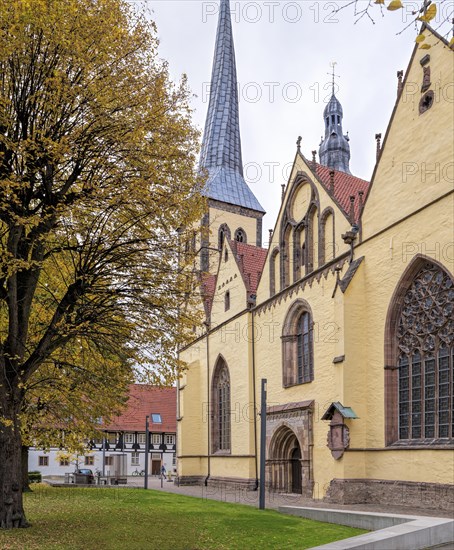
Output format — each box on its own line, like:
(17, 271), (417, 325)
(311, 162), (369, 223)
(201, 272), (217, 316)
(103, 385), (176, 433)
(231, 241), (267, 295)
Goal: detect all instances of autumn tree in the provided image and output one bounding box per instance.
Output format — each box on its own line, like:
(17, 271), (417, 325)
(0, 0), (205, 528)
(335, 0), (454, 48)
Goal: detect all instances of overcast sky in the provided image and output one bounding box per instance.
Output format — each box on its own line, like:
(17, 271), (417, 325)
(140, 0), (451, 238)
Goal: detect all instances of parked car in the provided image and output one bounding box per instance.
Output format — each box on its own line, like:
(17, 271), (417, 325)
(74, 469), (94, 484)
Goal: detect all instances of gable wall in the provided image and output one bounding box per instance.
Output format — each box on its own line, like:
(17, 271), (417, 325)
(362, 30), (453, 238)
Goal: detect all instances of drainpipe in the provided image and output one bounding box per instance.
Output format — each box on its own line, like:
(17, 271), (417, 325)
(251, 309), (259, 491)
(204, 322), (211, 486)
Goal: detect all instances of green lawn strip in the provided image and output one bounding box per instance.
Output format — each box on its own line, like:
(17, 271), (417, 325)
(0, 485), (367, 550)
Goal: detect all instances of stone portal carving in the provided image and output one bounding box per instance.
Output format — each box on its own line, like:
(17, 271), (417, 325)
(266, 400), (314, 497)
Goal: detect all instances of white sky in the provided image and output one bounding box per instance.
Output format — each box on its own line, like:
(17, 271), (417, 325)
(141, 0), (452, 239)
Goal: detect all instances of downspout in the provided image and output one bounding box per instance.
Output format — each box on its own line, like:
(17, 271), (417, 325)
(204, 322), (211, 486)
(251, 308), (259, 491)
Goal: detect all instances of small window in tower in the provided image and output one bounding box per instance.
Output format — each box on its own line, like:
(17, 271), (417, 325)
(224, 248), (228, 262)
(235, 229), (246, 243)
(337, 115), (340, 124)
(219, 229), (224, 250)
(331, 114), (335, 124)
(225, 291), (230, 312)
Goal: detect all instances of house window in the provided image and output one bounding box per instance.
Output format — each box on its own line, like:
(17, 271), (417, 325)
(131, 452), (140, 466)
(124, 433), (134, 444)
(59, 458), (69, 467)
(107, 432), (117, 444)
(105, 456), (113, 466)
(152, 434), (161, 445)
(85, 456), (94, 466)
(151, 414), (162, 423)
(225, 291), (230, 312)
(137, 433), (146, 445)
(38, 456), (49, 467)
(282, 299), (314, 387)
(395, 262), (453, 441)
(211, 356), (231, 453)
(165, 434), (175, 445)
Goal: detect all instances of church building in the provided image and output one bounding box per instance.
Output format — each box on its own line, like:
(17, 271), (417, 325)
(177, 0), (453, 511)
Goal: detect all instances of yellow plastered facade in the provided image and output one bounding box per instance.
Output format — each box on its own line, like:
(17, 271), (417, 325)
(178, 30), (454, 499)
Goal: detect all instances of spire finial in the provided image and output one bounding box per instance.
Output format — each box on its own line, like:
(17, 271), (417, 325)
(296, 136), (302, 152)
(328, 61), (339, 95)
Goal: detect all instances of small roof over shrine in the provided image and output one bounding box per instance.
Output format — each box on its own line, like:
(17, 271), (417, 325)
(321, 402), (358, 421)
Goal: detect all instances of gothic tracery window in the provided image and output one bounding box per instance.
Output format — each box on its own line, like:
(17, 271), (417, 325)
(212, 358), (231, 453)
(396, 263), (453, 441)
(235, 228), (246, 243)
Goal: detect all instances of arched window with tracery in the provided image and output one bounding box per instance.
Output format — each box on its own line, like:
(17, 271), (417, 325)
(385, 259), (453, 445)
(211, 357), (231, 453)
(282, 300), (314, 387)
(234, 228), (246, 243)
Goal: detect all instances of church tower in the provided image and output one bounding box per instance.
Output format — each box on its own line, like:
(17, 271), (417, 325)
(199, 0), (265, 272)
(318, 88), (351, 174)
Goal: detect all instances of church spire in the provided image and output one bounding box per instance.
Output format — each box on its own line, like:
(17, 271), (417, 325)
(318, 64), (351, 174)
(199, 0), (264, 213)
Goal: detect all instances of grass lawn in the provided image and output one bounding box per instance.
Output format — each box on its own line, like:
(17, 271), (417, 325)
(0, 485), (366, 549)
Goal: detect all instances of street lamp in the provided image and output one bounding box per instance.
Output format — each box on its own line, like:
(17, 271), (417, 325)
(144, 412), (161, 490)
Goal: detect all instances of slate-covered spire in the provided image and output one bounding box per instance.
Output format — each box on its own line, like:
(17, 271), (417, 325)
(318, 67), (351, 174)
(200, 0), (264, 213)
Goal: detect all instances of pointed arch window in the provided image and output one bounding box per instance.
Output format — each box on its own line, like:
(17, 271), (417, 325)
(297, 312), (313, 384)
(211, 358), (231, 453)
(218, 224), (231, 250)
(282, 300), (314, 387)
(235, 228), (246, 243)
(386, 260), (453, 445)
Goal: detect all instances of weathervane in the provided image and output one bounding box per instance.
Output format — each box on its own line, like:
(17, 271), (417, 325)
(327, 61), (340, 94)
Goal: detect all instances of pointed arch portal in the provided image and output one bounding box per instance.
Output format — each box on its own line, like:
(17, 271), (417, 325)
(268, 426), (303, 494)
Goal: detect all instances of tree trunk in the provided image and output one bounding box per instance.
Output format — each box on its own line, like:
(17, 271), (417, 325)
(22, 447), (32, 493)
(0, 401), (29, 529)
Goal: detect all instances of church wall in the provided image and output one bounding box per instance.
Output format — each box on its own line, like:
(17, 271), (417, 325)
(208, 205), (260, 272)
(178, 309), (257, 484)
(362, 34), (453, 239)
(210, 240), (247, 327)
(335, 191), (454, 490)
(254, 266), (349, 497)
(249, 186), (452, 499)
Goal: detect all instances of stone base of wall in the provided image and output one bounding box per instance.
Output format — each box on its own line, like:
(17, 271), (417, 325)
(206, 476), (257, 491)
(176, 475), (206, 486)
(325, 478), (454, 513)
(177, 475), (257, 491)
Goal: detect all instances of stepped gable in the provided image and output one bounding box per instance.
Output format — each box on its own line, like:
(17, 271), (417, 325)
(104, 385), (176, 433)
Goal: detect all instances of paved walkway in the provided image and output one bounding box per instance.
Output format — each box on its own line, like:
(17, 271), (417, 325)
(127, 476), (454, 520)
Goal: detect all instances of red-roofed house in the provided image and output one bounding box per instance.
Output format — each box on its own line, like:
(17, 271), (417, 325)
(29, 385), (177, 479)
